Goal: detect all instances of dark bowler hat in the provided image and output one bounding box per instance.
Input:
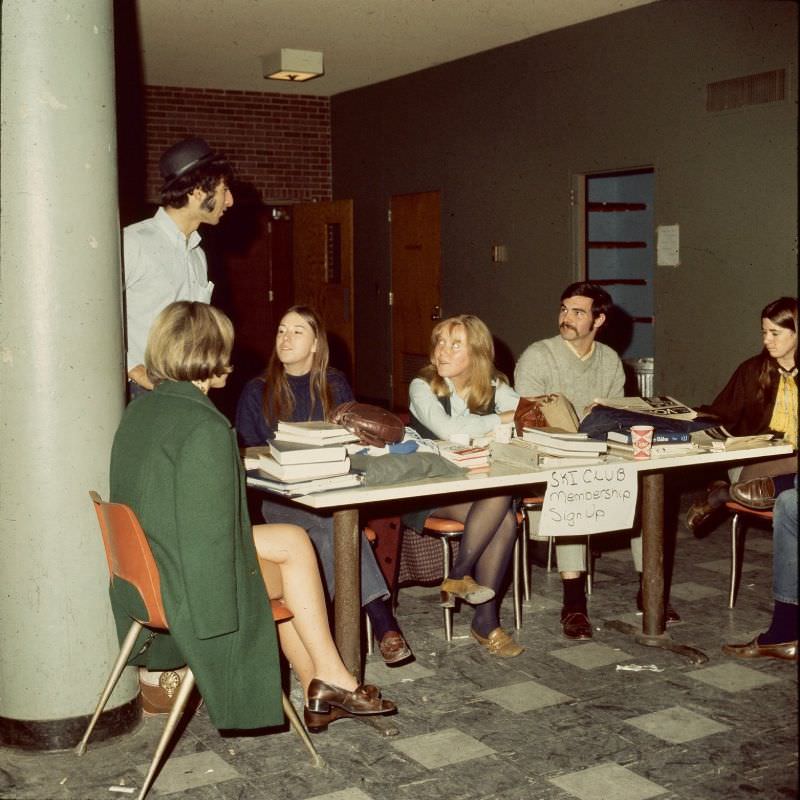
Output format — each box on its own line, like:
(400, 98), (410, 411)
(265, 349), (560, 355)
(159, 137), (220, 189)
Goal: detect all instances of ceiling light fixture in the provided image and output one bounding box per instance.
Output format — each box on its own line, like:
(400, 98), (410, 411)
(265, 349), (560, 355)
(262, 49), (324, 82)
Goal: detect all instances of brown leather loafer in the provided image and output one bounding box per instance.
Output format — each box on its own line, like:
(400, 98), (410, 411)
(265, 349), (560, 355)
(303, 704), (353, 734)
(729, 477), (777, 510)
(440, 575), (495, 606)
(722, 637), (797, 661)
(378, 630), (413, 665)
(306, 678), (396, 715)
(561, 609), (593, 640)
(470, 627), (524, 657)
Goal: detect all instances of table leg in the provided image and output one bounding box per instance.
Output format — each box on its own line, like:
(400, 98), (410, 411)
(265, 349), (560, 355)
(333, 508), (361, 678)
(633, 472), (708, 664)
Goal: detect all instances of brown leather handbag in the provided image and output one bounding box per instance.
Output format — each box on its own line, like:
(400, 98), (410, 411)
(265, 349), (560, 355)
(330, 402), (406, 447)
(513, 393), (580, 436)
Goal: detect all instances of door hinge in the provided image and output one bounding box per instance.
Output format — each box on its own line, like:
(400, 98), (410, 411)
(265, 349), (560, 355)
(387, 209), (392, 223)
(388, 291), (394, 307)
(268, 290), (274, 302)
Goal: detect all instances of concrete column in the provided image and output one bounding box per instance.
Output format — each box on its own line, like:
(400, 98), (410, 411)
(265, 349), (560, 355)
(0, 0), (138, 748)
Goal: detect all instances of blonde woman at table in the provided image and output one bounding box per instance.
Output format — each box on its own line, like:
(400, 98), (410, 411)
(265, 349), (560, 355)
(110, 301), (395, 734)
(236, 305), (413, 666)
(407, 314), (523, 657)
(686, 296), (798, 533)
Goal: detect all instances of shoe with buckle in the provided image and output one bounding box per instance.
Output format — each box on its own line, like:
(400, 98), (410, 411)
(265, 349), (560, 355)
(561, 608), (593, 639)
(306, 679), (396, 716)
(439, 575), (495, 607)
(636, 588), (681, 624)
(729, 477), (777, 510)
(378, 630), (413, 665)
(722, 637), (797, 662)
(470, 627), (524, 657)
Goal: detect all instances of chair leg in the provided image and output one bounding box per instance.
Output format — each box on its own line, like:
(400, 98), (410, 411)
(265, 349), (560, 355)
(281, 692), (324, 767)
(521, 511), (531, 602)
(586, 536), (593, 596)
(137, 669), (196, 800)
(512, 535), (522, 630)
(365, 613), (373, 655)
(729, 512), (742, 608)
(76, 621), (143, 756)
(546, 537), (554, 572)
(441, 538), (454, 641)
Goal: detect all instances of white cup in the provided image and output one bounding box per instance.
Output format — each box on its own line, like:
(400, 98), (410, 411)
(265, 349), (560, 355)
(631, 425), (654, 459)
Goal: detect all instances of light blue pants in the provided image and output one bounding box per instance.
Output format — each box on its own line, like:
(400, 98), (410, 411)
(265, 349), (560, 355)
(260, 499), (389, 606)
(772, 480), (798, 605)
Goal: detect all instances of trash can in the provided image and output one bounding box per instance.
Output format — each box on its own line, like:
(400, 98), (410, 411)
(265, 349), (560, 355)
(624, 357), (654, 396)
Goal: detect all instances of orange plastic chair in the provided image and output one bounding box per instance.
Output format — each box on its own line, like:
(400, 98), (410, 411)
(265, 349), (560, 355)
(76, 492), (321, 800)
(725, 500), (774, 608)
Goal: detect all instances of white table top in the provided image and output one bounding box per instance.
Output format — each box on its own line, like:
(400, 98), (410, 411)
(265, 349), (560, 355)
(247, 441), (793, 511)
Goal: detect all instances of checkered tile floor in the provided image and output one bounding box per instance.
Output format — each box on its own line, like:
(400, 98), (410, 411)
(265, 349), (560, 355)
(1, 489), (796, 799)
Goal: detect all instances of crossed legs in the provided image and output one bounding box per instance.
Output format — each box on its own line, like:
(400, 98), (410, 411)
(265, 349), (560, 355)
(430, 495), (517, 635)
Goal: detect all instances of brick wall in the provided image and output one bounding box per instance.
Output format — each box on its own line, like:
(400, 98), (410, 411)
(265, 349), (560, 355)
(143, 86), (332, 203)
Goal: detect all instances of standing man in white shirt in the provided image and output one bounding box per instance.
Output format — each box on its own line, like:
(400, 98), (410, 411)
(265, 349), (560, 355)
(124, 137), (234, 395)
(514, 282), (680, 639)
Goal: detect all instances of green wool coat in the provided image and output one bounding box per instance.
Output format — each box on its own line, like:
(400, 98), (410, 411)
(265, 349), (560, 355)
(109, 380), (283, 730)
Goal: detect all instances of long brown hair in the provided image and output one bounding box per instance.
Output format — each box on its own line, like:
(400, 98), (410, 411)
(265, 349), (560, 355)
(417, 314), (508, 413)
(757, 296), (798, 403)
(261, 306), (334, 425)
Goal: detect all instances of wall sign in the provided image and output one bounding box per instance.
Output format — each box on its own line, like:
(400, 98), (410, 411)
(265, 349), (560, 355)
(539, 464), (638, 536)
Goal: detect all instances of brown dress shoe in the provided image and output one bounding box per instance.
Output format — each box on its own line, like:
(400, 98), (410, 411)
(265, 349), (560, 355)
(729, 477), (777, 510)
(561, 609), (593, 639)
(636, 589), (681, 624)
(470, 627), (524, 657)
(722, 637), (797, 661)
(306, 679), (396, 716)
(378, 630), (413, 665)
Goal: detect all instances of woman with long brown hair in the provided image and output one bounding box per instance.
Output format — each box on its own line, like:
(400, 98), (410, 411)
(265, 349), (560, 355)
(687, 296), (798, 531)
(236, 305), (412, 665)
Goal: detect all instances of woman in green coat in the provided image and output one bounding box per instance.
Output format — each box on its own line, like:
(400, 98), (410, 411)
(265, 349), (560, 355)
(110, 301), (395, 732)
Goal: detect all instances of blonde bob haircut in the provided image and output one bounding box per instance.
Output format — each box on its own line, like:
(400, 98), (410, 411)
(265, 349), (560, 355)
(145, 301), (234, 385)
(418, 314), (508, 413)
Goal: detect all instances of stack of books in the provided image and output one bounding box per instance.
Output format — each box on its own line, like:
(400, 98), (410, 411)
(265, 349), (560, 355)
(273, 420), (360, 446)
(521, 428), (607, 465)
(242, 421), (362, 495)
(438, 443), (491, 474)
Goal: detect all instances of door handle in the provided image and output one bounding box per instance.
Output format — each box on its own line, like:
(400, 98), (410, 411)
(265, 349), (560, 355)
(431, 305), (441, 320)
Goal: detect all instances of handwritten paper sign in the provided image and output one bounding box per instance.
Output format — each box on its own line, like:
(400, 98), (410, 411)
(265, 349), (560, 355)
(539, 464), (638, 536)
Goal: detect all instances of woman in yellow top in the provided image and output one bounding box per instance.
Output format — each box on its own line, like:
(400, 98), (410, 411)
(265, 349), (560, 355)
(687, 296), (797, 531)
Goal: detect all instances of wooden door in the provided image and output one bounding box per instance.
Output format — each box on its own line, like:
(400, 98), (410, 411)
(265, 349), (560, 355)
(204, 203), (292, 420)
(390, 191), (442, 410)
(292, 200), (355, 381)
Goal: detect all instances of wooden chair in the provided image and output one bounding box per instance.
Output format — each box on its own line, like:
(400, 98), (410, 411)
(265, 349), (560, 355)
(725, 500), (774, 608)
(77, 492), (321, 800)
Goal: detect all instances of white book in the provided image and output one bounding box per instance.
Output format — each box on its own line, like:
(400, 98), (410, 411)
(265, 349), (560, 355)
(522, 428), (606, 454)
(247, 471), (363, 496)
(269, 438), (349, 465)
(276, 420), (354, 439)
(257, 454), (352, 483)
(274, 429), (359, 446)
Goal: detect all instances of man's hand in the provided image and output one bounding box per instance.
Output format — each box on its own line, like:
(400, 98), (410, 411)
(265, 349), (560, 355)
(128, 364), (154, 391)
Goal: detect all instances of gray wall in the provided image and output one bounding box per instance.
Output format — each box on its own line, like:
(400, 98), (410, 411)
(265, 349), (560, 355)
(332, 0), (797, 407)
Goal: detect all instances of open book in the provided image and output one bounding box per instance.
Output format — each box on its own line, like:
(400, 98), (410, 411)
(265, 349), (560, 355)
(690, 426), (775, 451)
(593, 395), (697, 421)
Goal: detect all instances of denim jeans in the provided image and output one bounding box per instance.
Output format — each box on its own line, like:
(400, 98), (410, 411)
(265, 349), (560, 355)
(260, 499), (389, 606)
(772, 479), (798, 605)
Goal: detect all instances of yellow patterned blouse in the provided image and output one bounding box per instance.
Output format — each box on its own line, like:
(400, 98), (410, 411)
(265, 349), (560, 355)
(768, 369), (798, 449)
